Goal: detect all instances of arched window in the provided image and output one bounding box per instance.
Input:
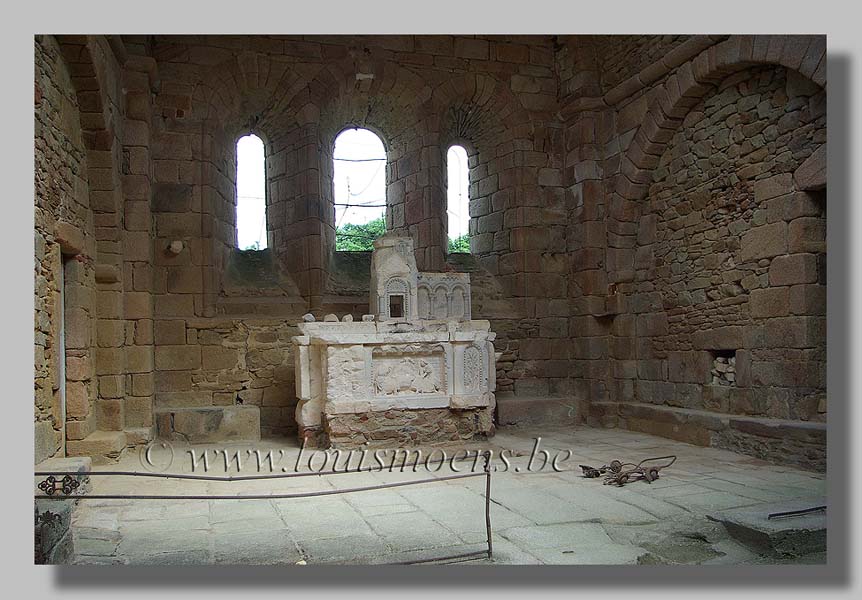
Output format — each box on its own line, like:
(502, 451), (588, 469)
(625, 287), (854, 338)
(333, 128), (387, 251)
(447, 145), (470, 253)
(235, 133), (267, 250)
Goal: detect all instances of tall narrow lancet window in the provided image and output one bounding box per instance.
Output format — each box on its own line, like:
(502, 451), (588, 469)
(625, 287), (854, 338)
(236, 134), (267, 250)
(447, 145), (470, 253)
(333, 128), (387, 251)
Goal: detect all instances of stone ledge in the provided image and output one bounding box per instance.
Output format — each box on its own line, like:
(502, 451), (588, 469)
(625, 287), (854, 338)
(496, 393), (585, 426)
(793, 144), (826, 191)
(589, 401), (826, 471)
(124, 427), (153, 446)
(66, 431), (127, 465)
(592, 401), (827, 435)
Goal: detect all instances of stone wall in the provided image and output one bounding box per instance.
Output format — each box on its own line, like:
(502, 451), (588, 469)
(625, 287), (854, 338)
(575, 36), (828, 471)
(34, 35), (94, 462)
(612, 65), (826, 469)
(634, 66), (826, 419)
(594, 35), (692, 94)
(154, 318), (300, 438)
(142, 35), (571, 437)
(35, 34), (159, 464)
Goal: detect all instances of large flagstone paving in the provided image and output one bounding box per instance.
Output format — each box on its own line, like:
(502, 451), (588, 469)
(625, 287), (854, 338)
(68, 424), (826, 565)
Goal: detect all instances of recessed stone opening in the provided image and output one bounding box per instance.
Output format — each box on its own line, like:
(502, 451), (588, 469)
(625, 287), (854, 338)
(389, 294), (404, 318)
(446, 144), (470, 254)
(710, 350), (737, 387)
(333, 128), (387, 252)
(235, 133), (267, 251)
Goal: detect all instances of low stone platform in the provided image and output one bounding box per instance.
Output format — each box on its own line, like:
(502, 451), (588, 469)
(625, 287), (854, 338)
(708, 498), (827, 557)
(496, 393), (586, 426)
(589, 401), (826, 472)
(324, 406), (494, 448)
(66, 431), (126, 465)
(154, 406), (260, 443)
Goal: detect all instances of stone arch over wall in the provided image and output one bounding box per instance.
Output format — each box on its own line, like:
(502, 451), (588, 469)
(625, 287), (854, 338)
(173, 50), (450, 314)
(602, 35), (827, 288)
(314, 63), (431, 258)
(317, 61), (436, 270)
(432, 72), (550, 274)
(615, 35), (826, 206)
(188, 54), (315, 309)
(432, 73), (531, 262)
(434, 73), (530, 145)
(191, 52), (308, 138)
(597, 36), (827, 469)
(56, 37), (114, 148)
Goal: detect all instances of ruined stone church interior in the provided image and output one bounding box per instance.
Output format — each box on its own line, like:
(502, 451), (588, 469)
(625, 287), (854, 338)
(33, 32), (828, 566)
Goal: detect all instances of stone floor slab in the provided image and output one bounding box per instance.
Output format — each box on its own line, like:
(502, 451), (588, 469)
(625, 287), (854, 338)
(65, 424), (826, 565)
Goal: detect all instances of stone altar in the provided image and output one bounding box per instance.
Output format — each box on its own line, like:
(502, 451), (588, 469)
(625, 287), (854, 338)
(293, 235), (498, 447)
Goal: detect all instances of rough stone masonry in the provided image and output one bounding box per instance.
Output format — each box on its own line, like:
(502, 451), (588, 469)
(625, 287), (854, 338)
(34, 34), (826, 470)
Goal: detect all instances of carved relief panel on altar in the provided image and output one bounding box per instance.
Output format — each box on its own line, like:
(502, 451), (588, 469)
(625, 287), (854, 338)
(462, 345), (485, 393)
(371, 345), (447, 397)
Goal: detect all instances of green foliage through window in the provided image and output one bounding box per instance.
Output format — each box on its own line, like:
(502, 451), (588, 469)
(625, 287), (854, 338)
(335, 217), (386, 251)
(335, 218), (472, 254)
(448, 234), (470, 254)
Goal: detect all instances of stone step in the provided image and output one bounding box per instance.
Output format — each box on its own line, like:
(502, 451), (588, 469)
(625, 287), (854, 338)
(496, 394), (586, 426)
(708, 497), (827, 558)
(65, 431), (127, 465)
(124, 427), (153, 447)
(154, 406), (260, 443)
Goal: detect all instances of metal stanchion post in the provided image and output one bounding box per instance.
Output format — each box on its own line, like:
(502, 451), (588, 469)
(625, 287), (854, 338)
(483, 450), (493, 559)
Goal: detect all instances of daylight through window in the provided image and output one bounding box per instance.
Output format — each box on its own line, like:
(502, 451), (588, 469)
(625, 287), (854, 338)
(447, 145), (470, 253)
(236, 134), (267, 250)
(333, 128), (387, 251)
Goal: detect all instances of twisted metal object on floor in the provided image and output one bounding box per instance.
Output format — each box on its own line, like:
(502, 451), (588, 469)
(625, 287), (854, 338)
(579, 455), (677, 486)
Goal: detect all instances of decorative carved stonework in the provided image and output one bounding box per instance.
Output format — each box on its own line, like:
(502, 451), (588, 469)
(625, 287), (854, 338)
(373, 354), (445, 396)
(293, 235), (497, 447)
(417, 273), (472, 320)
(463, 346), (483, 393)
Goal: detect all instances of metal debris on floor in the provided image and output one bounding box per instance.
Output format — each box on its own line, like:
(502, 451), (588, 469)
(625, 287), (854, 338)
(767, 505), (827, 520)
(579, 455), (677, 486)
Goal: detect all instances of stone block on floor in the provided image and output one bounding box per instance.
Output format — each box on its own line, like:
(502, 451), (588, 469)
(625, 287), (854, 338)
(496, 393), (585, 425)
(708, 497), (827, 557)
(154, 406), (260, 443)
